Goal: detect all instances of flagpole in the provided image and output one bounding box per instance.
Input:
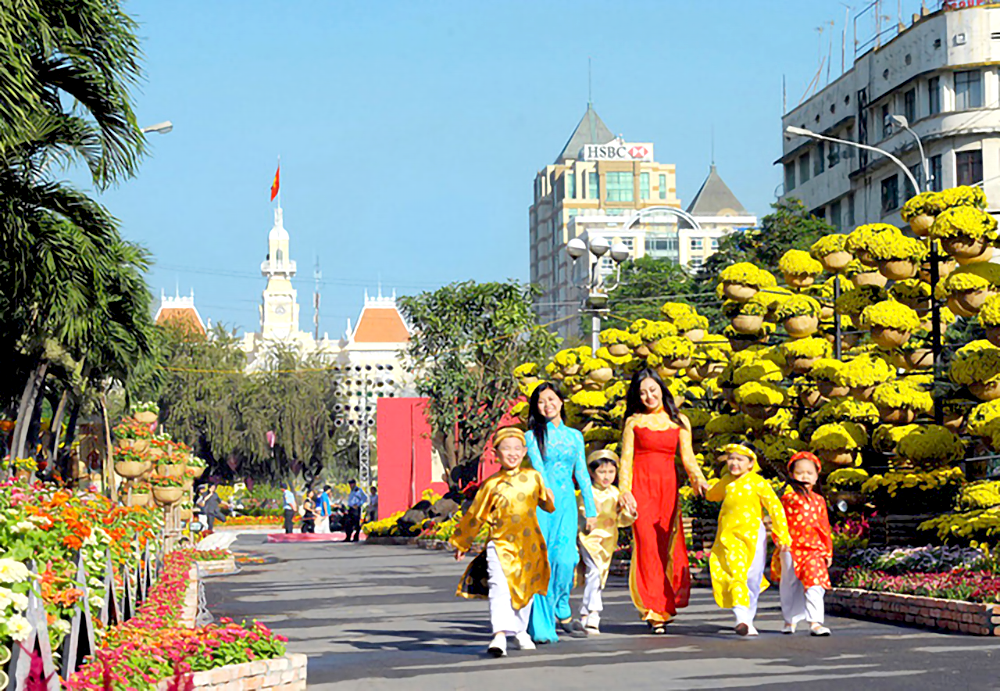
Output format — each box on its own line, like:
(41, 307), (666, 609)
(277, 155), (281, 210)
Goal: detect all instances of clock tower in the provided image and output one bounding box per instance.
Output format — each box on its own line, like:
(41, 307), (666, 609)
(259, 207), (301, 339)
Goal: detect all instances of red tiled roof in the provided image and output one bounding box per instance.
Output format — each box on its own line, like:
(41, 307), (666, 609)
(156, 307), (206, 336)
(353, 308), (409, 343)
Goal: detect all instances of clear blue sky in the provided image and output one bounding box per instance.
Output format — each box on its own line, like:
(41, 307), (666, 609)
(84, 0), (926, 336)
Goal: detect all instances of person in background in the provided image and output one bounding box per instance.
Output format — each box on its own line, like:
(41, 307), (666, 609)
(197, 484), (224, 533)
(282, 482), (297, 535)
(344, 479), (368, 542)
(367, 485), (379, 523)
(300, 490), (317, 534)
(316, 485), (332, 533)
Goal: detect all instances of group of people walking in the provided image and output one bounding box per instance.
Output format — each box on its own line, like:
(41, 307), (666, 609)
(450, 368), (833, 657)
(282, 480), (376, 540)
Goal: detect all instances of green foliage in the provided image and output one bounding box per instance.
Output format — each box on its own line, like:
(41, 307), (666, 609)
(608, 257), (702, 323)
(399, 280), (559, 476)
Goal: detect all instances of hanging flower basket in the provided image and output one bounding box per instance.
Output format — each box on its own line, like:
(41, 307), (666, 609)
(133, 411), (158, 425)
(115, 460), (151, 479)
(722, 282), (758, 301)
(684, 329), (706, 342)
(878, 259), (918, 281)
(850, 270), (888, 288)
(870, 325), (912, 349)
(784, 273), (815, 289)
(819, 250), (853, 272)
(799, 387), (823, 408)
(908, 214), (935, 237)
(970, 380), (1000, 402)
(949, 289), (995, 317)
(784, 315), (819, 338)
(586, 367), (614, 384)
(608, 343), (631, 357)
(878, 406), (916, 425)
(731, 314), (764, 334)
(817, 381), (850, 399)
(153, 486), (183, 505)
(941, 234), (989, 260)
(633, 344), (651, 358)
(955, 244), (994, 265)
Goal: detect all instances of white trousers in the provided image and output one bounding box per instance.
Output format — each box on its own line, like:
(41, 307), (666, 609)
(579, 545), (603, 626)
(486, 543), (532, 635)
(733, 523), (768, 627)
(779, 551), (825, 625)
(315, 515), (331, 534)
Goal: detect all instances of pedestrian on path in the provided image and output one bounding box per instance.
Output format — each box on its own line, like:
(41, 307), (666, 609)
(576, 449), (636, 635)
(196, 484), (224, 532)
(301, 490), (317, 534)
(282, 482), (297, 534)
(773, 451), (833, 637)
(618, 368), (709, 634)
(525, 383), (596, 643)
(344, 480), (367, 542)
(316, 485), (332, 533)
(707, 443), (790, 637)
(451, 426), (555, 658)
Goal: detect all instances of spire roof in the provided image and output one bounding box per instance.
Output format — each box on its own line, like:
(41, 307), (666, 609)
(686, 165), (749, 216)
(556, 104), (615, 163)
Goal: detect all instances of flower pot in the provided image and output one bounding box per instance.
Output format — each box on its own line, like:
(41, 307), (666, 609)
(878, 406), (916, 425)
(731, 314), (764, 334)
(114, 460), (151, 479)
(851, 271), (888, 288)
(128, 492), (151, 508)
(870, 325), (912, 349)
(919, 258), (957, 284)
(190, 465), (206, 478)
(908, 213), (935, 237)
(896, 296), (931, 313)
(684, 329), (706, 343)
(878, 259), (918, 281)
(783, 315), (819, 338)
(722, 282), (758, 302)
(851, 385), (876, 402)
(941, 234), (988, 260)
(729, 336), (764, 352)
(817, 381), (849, 399)
(633, 344), (651, 358)
(819, 251), (853, 273)
(950, 288), (995, 317)
(857, 250), (877, 267)
(721, 386), (737, 409)
(970, 380), (1000, 402)
(943, 412), (965, 433)
(133, 411), (158, 425)
(685, 365), (704, 382)
(14, 469), (30, 481)
(563, 364), (582, 377)
(799, 387), (824, 408)
(824, 331), (860, 348)
(956, 244), (994, 266)
(587, 367), (614, 384)
(695, 362), (726, 380)
(152, 486), (183, 505)
(783, 272), (815, 289)
(157, 463), (186, 478)
(986, 325), (1000, 349)
(817, 448), (855, 472)
(608, 343), (631, 357)
(788, 355), (819, 375)
(655, 367), (679, 380)
(582, 380), (603, 391)
(665, 356), (692, 370)
(148, 446), (164, 461)
(744, 404), (778, 420)
(180, 508), (194, 521)
(903, 349), (934, 370)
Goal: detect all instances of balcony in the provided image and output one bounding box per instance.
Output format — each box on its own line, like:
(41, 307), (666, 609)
(261, 259), (297, 276)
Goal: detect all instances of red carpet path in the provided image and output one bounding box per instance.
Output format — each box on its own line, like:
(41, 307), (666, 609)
(265, 531), (366, 544)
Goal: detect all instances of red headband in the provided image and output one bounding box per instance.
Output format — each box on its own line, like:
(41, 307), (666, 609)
(788, 451), (821, 473)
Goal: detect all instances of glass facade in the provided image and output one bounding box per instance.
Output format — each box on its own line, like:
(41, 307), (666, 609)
(639, 172), (650, 200)
(605, 172), (634, 202)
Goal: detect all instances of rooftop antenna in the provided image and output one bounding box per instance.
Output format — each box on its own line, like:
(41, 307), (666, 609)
(588, 56), (593, 106)
(313, 256), (321, 341)
(840, 3), (852, 75)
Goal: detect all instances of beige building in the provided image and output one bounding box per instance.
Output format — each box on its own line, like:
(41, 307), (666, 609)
(530, 106), (755, 339)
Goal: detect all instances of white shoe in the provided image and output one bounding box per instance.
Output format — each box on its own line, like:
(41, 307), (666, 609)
(513, 632), (535, 650)
(487, 632), (507, 657)
(747, 624), (759, 637)
(810, 624), (831, 637)
(781, 622), (796, 635)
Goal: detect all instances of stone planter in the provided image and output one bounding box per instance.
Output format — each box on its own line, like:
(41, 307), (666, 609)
(907, 213), (935, 237)
(196, 556), (238, 574)
(608, 343), (631, 357)
(152, 486), (183, 505)
(851, 270), (888, 288)
(878, 259), (918, 281)
(817, 380), (849, 399)
(826, 589), (999, 636)
(156, 654), (308, 691)
(684, 329), (706, 342)
(970, 380), (1000, 402)
(784, 315), (819, 338)
(731, 314), (764, 334)
(878, 406), (916, 425)
(870, 325), (912, 349)
(722, 282), (757, 301)
(115, 459), (151, 479)
(783, 272), (815, 289)
(133, 411), (158, 425)
(941, 234), (989, 260)
(819, 251), (853, 272)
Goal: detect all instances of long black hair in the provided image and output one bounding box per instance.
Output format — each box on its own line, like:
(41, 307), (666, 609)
(528, 382), (566, 460)
(623, 368), (683, 429)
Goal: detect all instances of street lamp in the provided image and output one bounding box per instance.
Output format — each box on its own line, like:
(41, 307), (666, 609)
(888, 114), (929, 192)
(141, 121), (173, 135)
(567, 236), (630, 351)
(784, 125), (919, 193)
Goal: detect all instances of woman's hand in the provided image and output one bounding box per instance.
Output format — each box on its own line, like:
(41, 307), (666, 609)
(454, 550), (466, 562)
(776, 542), (791, 554)
(826, 556), (833, 567)
(619, 490), (637, 515)
(546, 488), (555, 506)
(585, 517), (597, 533)
(692, 477), (710, 498)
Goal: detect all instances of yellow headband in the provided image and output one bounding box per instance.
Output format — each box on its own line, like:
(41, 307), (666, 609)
(720, 443), (757, 464)
(587, 448), (620, 465)
(494, 426), (526, 446)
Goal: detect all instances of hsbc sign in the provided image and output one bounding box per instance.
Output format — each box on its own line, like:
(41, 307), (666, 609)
(582, 142), (654, 162)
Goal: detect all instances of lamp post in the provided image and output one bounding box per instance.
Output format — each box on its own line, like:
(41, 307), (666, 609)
(567, 236), (630, 351)
(784, 126), (919, 193)
(888, 114), (929, 191)
(141, 121), (173, 135)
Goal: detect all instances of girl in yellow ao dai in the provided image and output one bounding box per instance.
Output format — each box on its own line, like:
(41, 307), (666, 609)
(707, 443), (790, 636)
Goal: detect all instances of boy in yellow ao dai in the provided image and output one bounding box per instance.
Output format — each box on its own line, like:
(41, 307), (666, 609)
(451, 427), (555, 657)
(707, 443), (790, 636)
(576, 450), (636, 634)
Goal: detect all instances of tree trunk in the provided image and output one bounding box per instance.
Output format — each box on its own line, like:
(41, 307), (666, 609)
(10, 361), (48, 462)
(50, 389), (69, 461)
(100, 393), (116, 503)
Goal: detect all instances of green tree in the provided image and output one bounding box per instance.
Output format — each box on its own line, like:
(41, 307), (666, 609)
(607, 256), (703, 323)
(399, 281), (559, 482)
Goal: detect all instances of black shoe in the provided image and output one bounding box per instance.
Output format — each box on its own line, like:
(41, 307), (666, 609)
(558, 620), (588, 638)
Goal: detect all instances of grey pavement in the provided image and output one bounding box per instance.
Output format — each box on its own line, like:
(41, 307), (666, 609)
(203, 537), (1000, 690)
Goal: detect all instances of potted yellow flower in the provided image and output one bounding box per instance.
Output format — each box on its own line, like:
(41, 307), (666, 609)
(977, 294), (1000, 348)
(810, 421), (867, 473)
(918, 240), (957, 283)
(774, 294), (822, 338)
(844, 259), (888, 288)
(581, 357), (614, 388)
(723, 322), (774, 351)
(846, 223), (901, 267)
(598, 328), (641, 357)
(660, 302), (709, 342)
(867, 231), (929, 281)
(859, 300), (922, 349)
(727, 297), (769, 335)
(965, 399), (1000, 441)
(930, 206), (998, 264)
(733, 381), (786, 420)
(936, 262), (1000, 317)
(900, 191), (947, 237)
(692, 338), (731, 380)
(629, 319), (677, 358)
(129, 481), (152, 508)
(896, 425), (965, 469)
(778, 249), (825, 288)
(872, 423), (920, 455)
(781, 336), (831, 376)
(835, 284), (888, 328)
(650, 336), (696, 374)
(810, 357), (849, 399)
(895, 332), (934, 371)
(839, 353), (896, 402)
(810, 234), (853, 272)
(940, 184), (988, 209)
(950, 339), (1000, 401)
(717, 262), (776, 302)
(889, 278), (931, 313)
(871, 380), (933, 425)
(803, 276), (843, 320)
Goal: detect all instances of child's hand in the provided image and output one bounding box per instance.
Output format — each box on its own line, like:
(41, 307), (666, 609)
(692, 477), (710, 497)
(776, 542), (791, 554)
(546, 488), (555, 505)
(585, 517), (597, 533)
(454, 550), (466, 562)
(619, 490), (637, 514)
(826, 556), (833, 567)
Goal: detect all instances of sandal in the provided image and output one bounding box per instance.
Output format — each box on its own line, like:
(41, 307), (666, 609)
(648, 622), (667, 635)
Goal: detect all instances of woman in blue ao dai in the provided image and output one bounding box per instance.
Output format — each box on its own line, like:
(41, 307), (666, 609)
(525, 383), (597, 642)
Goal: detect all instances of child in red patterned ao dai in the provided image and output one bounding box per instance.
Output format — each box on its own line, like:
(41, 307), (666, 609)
(772, 451), (832, 637)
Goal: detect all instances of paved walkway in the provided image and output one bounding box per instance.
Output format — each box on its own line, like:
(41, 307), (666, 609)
(204, 537), (1000, 690)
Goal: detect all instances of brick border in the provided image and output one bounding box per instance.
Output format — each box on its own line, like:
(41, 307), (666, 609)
(196, 557), (237, 575)
(827, 588), (1000, 636)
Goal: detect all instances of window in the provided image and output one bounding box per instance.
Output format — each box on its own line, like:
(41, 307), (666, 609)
(928, 76), (941, 115)
(275, 249), (284, 262)
(658, 174), (667, 200)
(955, 70), (983, 110)
(798, 153), (811, 184)
(691, 237), (704, 251)
(830, 200), (842, 231)
(905, 163), (923, 201)
(814, 142), (825, 176)
(828, 141), (840, 167)
(639, 172), (650, 200)
(565, 172), (576, 199)
(881, 103), (891, 138)
(605, 172), (633, 202)
(710, 238), (719, 251)
(645, 235), (679, 262)
(881, 175), (899, 213)
(904, 88), (916, 123)
(846, 193), (855, 227)
(929, 154), (943, 192)
(689, 257), (704, 268)
(587, 171), (598, 199)
(784, 162), (796, 191)
(957, 150), (983, 186)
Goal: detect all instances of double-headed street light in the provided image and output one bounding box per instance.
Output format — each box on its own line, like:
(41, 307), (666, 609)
(567, 235), (630, 351)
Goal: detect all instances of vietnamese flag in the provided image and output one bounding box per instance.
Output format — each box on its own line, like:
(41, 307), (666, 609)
(270, 164), (280, 202)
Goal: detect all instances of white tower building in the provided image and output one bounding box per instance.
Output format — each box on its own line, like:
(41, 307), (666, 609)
(259, 208), (301, 339)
